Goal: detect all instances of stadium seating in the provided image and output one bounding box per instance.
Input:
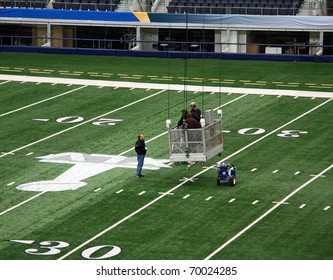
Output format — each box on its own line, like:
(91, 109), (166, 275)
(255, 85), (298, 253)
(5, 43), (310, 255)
(0, 0), (48, 8)
(0, 0), (305, 15)
(167, 0), (304, 15)
(52, 0), (120, 11)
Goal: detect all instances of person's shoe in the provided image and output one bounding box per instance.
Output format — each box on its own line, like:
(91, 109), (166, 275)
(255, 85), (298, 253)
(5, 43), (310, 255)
(139, 174), (144, 178)
(187, 161), (195, 170)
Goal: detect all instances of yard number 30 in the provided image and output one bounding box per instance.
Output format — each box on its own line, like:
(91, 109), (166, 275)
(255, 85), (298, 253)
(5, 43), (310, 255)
(19, 240), (121, 259)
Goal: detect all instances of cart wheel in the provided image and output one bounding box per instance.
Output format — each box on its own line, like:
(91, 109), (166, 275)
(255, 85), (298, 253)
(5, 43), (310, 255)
(229, 176), (236, 186)
(217, 178), (221, 186)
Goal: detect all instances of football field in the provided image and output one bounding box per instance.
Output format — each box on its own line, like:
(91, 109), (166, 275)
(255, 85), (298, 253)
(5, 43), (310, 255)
(0, 54), (332, 264)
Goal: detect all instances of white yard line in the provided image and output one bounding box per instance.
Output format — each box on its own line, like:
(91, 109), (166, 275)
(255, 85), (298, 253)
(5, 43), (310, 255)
(0, 85), (88, 118)
(0, 192), (46, 216)
(0, 92), (247, 218)
(205, 162), (333, 260)
(58, 98), (331, 260)
(117, 94), (248, 157)
(1, 75), (332, 258)
(0, 89), (166, 160)
(1, 74), (333, 98)
(0, 89), (167, 217)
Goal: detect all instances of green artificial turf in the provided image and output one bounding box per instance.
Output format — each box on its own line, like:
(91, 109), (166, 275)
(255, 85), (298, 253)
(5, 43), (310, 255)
(0, 53), (332, 260)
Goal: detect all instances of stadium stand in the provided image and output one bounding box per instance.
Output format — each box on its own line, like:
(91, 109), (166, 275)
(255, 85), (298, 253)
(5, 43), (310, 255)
(52, 0), (120, 11)
(167, 0), (304, 15)
(0, 0), (48, 8)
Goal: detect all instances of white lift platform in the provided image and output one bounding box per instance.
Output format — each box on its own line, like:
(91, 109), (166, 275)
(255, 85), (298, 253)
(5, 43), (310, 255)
(168, 110), (223, 163)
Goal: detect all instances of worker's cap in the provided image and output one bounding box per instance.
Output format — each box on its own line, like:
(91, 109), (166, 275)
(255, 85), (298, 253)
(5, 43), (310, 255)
(190, 102), (196, 107)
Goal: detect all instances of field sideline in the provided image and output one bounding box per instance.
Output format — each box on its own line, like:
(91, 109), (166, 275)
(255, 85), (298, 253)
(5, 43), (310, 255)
(0, 55), (332, 267)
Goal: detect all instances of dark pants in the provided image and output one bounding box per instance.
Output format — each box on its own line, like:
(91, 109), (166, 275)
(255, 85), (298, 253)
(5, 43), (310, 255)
(136, 154), (145, 176)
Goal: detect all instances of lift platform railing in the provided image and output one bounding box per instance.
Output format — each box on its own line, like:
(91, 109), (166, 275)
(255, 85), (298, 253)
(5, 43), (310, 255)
(168, 118), (223, 162)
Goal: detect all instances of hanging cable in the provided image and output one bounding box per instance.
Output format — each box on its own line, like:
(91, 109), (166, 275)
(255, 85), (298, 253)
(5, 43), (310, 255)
(217, 14), (223, 118)
(167, 23), (171, 120)
(199, 13), (206, 128)
(183, 0), (189, 109)
(166, 23), (172, 128)
(201, 13), (205, 117)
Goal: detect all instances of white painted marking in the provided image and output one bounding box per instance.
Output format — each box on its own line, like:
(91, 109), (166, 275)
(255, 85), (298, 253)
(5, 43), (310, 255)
(94, 188), (101, 192)
(1, 152), (14, 155)
(129, 88), (135, 90)
(0, 85), (87, 118)
(51, 83), (57, 86)
(158, 192), (174, 195)
(310, 174), (326, 178)
(114, 87), (119, 89)
(138, 191), (146, 196)
(7, 182), (15, 186)
(206, 196), (213, 201)
(202, 166), (211, 170)
(150, 78), (172, 81)
(272, 169), (279, 173)
(0, 192), (45, 217)
(276, 84), (298, 87)
(183, 194), (190, 199)
(33, 119), (49, 122)
(10, 240), (35, 245)
(1, 74), (333, 98)
(98, 86), (104, 89)
(294, 171), (301, 175)
(213, 94), (247, 111)
(299, 204), (306, 209)
(0, 80), (11, 85)
(229, 198), (236, 203)
(0, 89), (166, 159)
(251, 168), (257, 172)
(252, 200), (259, 205)
(277, 95), (281, 98)
(205, 163), (333, 260)
(58, 101), (333, 260)
(120, 76), (141, 80)
(324, 206), (331, 211)
(227, 93), (232, 95)
(294, 96), (299, 99)
(116, 189), (123, 194)
(0, 80), (326, 255)
(272, 201), (289, 205)
(260, 94), (265, 97)
(179, 177), (198, 183)
(145, 88), (151, 91)
(26, 152), (34, 156)
(222, 130), (231, 133)
(311, 97), (316, 100)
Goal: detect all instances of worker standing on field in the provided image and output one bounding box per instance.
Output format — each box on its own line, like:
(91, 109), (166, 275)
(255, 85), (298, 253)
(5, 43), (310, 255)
(135, 133), (146, 178)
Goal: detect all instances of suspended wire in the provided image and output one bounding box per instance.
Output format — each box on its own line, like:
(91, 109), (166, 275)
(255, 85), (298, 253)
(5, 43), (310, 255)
(219, 14), (223, 109)
(201, 13), (205, 115)
(183, 0), (189, 109)
(167, 23), (171, 120)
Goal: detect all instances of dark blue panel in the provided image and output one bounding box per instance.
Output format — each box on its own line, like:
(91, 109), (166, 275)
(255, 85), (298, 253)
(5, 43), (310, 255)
(0, 8), (139, 22)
